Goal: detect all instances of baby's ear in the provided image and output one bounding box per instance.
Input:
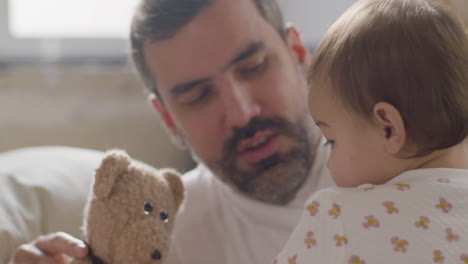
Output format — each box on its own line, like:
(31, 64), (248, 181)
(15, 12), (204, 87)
(162, 169), (185, 212)
(373, 102), (406, 155)
(93, 150), (131, 199)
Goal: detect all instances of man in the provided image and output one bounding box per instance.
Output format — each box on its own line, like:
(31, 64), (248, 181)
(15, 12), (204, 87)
(11, 0), (333, 263)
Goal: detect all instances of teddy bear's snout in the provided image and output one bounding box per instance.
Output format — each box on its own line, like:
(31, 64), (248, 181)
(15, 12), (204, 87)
(151, 249), (162, 260)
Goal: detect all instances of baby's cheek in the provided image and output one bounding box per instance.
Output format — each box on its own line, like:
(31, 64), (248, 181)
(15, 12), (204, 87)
(328, 156), (355, 187)
(327, 152), (344, 173)
(326, 158), (341, 184)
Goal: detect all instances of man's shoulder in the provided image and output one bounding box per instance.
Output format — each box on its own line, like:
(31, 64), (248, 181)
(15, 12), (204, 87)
(171, 165), (227, 259)
(178, 165), (223, 217)
(181, 165), (218, 195)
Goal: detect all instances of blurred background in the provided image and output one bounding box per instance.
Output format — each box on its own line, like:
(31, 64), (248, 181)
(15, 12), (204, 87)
(0, 0), (466, 172)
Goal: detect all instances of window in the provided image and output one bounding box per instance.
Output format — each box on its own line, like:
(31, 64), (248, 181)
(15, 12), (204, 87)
(1, 0), (139, 63)
(9, 0), (138, 39)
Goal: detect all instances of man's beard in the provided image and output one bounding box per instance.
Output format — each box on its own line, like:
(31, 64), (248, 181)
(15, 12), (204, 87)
(217, 116), (312, 205)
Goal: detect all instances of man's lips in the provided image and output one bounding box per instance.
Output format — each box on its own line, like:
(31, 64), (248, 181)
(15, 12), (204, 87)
(237, 132), (279, 164)
(237, 131), (275, 153)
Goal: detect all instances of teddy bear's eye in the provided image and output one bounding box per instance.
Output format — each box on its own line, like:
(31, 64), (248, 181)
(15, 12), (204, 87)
(143, 201), (153, 215)
(160, 210), (169, 222)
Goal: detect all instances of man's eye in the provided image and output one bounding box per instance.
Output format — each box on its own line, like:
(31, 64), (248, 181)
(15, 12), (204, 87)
(324, 140), (335, 147)
(237, 57), (268, 76)
(181, 86), (211, 105)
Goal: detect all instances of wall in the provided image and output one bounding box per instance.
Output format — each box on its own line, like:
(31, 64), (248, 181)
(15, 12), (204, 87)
(0, 64), (193, 172)
(0, 0), (127, 62)
(279, 0), (357, 45)
(1, 0), (465, 59)
(279, 0), (468, 46)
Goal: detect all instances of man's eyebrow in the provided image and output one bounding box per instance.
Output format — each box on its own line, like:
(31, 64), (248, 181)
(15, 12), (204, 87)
(170, 77), (211, 97)
(224, 41), (266, 70)
(169, 41), (265, 97)
(315, 121), (329, 127)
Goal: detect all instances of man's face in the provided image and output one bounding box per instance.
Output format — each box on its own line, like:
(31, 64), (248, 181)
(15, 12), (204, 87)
(143, 0), (320, 204)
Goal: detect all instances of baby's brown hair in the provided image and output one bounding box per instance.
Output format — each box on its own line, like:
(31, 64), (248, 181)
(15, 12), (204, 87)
(309, 0), (468, 155)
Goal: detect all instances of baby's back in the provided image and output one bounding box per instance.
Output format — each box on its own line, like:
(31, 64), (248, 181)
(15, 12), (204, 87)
(275, 168), (468, 263)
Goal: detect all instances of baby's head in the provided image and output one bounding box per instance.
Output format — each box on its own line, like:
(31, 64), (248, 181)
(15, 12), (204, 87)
(308, 0), (468, 187)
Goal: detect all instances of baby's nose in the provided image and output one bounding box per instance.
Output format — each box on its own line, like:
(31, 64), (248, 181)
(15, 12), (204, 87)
(151, 249), (162, 260)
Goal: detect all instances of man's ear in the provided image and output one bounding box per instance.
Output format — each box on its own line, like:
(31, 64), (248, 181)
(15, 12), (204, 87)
(149, 94), (187, 149)
(150, 95), (176, 134)
(285, 24), (311, 74)
(373, 102), (406, 155)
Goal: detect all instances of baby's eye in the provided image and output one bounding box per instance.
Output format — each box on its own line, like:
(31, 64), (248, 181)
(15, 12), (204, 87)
(143, 201), (153, 215)
(324, 140), (335, 147)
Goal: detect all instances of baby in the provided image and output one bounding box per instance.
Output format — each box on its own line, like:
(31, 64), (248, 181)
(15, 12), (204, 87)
(275, 0), (468, 263)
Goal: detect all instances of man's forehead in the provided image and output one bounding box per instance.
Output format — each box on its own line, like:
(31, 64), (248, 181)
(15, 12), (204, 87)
(142, 0), (275, 90)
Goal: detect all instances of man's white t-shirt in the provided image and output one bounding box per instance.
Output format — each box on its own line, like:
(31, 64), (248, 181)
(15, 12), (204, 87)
(167, 143), (333, 264)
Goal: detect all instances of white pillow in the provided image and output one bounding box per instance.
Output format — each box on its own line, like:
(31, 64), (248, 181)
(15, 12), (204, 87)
(0, 146), (103, 264)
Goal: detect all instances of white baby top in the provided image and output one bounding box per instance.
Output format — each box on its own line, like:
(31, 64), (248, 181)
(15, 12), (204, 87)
(275, 168), (468, 264)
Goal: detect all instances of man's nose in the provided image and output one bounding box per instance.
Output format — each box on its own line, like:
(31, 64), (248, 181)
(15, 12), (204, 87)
(221, 80), (261, 131)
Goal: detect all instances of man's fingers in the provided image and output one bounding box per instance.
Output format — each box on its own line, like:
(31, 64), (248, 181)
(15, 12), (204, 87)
(12, 244), (64, 264)
(13, 243), (43, 263)
(35, 232), (88, 258)
(37, 255), (66, 264)
(10, 233), (88, 264)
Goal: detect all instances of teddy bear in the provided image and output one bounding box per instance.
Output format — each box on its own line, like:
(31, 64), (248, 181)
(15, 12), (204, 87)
(70, 150), (185, 264)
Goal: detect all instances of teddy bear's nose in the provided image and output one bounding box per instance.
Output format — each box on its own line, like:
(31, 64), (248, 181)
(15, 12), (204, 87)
(151, 249), (162, 260)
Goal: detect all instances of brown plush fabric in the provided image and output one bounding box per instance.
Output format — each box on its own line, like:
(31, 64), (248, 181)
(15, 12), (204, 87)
(70, 150), (185, 264)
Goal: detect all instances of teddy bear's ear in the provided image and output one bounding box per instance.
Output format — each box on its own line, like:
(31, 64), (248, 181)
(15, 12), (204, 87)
(93, 150), (131, 199)
(162, 169), (185, 212)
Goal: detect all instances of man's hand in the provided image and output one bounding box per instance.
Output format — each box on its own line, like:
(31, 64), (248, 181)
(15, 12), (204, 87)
(10, 232), (88, 264)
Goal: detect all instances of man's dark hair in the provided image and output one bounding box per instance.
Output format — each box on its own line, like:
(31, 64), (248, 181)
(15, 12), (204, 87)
(130, 0), (286, 100)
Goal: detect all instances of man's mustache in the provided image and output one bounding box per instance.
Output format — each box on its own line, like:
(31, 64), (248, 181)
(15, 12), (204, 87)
(223, 116), (300, 156)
